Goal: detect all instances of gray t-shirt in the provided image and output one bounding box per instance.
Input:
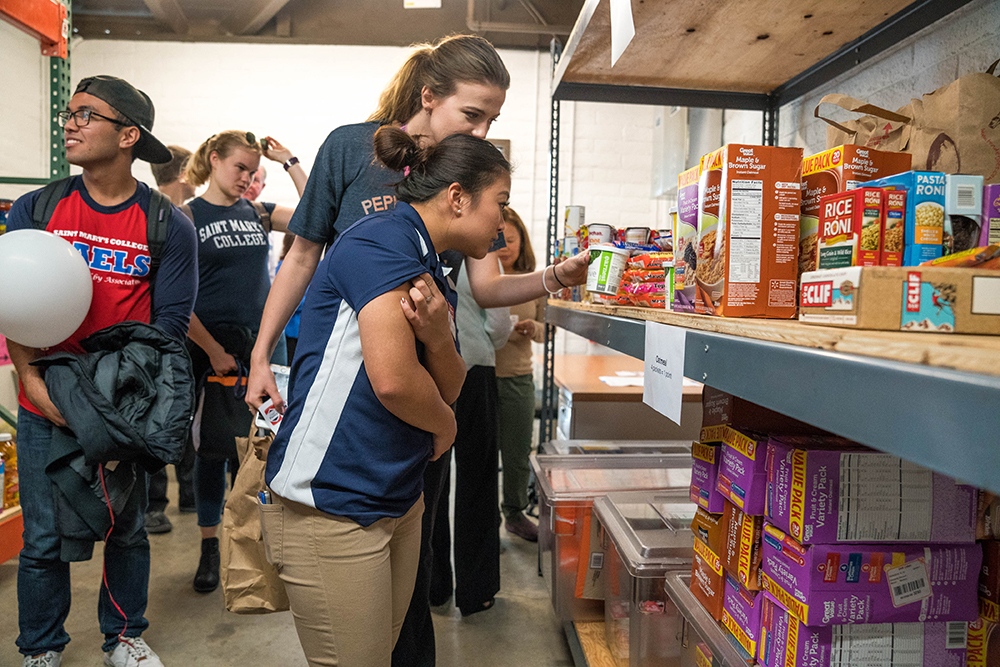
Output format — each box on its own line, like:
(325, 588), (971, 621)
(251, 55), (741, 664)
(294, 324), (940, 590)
(287, 121), (402, 245)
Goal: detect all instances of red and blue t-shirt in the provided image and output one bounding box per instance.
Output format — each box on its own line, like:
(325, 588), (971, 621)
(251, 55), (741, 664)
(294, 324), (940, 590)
(6, 176), (198, 416)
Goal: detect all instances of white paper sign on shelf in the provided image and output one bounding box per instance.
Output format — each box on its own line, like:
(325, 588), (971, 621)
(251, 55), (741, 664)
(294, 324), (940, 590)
(610, 0), (635, 67)
(642, 322), (686, 425)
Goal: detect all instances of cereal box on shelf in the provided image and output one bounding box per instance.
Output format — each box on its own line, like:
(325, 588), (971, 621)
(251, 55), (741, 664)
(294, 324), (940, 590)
(691, 441), (725, 514)
(701, 386), (826, 435)
(674, 165), (701, 312)
(722, 573), (764, 659)
(721, 500), (764, 590)
(766, 437), (977, 545)
(714, 426), (769, 516)
(691, 507), (726, 621)
(817, 188), (884, 269)
(866, 171), (947, 266)
(800, 146), (911, 276)
(694, 144), (803, 318)
(760, 592), (969, 667)
(798, 265), (1000, 334)
(761, 523), (982, 626)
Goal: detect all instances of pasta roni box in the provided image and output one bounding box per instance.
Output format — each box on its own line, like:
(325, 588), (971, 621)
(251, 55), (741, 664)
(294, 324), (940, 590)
(760, 591), (969, 667)
(712, 425), (769, 516)
(691, 507), (726, 621)
(694, 144), (803, 318)
(766, 438), (977, 544)
(761, 523), (982, 626)
(866, 171), (947, 266)
(691, 439), (725, 514)
(798, 265), (1000, 334)
(722, 573), (764, 660)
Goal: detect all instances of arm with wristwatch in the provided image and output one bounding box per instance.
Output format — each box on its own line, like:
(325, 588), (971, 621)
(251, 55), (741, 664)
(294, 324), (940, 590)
(262, 135), (308, 198)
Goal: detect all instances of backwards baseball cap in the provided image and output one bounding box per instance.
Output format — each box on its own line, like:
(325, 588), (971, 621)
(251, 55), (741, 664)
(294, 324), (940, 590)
(74, 75), (172, 164)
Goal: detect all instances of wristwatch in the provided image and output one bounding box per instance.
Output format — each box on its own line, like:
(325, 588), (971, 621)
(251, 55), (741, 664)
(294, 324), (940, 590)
(283, 157), (300, 171)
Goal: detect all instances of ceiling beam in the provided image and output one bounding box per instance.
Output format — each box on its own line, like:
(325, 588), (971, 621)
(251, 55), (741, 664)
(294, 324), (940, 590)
(141, 0), (188, 35)
(222, 0), (293, 36)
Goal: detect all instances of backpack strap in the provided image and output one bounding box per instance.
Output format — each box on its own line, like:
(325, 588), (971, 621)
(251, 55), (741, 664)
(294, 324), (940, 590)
(250, 201), (272, 234)
(31, 177), (74, 230)
(146, 188), (172, 281)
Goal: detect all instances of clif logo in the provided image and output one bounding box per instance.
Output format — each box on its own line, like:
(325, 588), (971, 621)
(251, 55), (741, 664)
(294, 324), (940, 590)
(906, 272), (922, 313)
(801, 281), (833, 308)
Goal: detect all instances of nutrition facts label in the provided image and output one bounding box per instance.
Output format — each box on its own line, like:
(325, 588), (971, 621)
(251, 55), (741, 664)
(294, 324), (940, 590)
(729, 238), (761, 283)
(829, 623), (924, 667)
(729, 180), (763, 237)
(836, 453), (933, 542)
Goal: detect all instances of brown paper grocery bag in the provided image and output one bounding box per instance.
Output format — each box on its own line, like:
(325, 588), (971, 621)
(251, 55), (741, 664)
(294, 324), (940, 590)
(220, 427), (289, 614)
(815, 60), (1000, 183)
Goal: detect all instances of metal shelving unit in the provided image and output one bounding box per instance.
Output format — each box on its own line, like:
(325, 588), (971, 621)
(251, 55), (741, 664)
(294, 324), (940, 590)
(540, 0), (996, 515)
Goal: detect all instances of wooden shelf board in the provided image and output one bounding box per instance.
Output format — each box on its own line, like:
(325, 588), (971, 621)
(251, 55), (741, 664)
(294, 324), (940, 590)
(558, 0), (914, 94)
(0, 505), (21, 524)
(548, 300), (1000, 378)
(573, 621), (620, 667)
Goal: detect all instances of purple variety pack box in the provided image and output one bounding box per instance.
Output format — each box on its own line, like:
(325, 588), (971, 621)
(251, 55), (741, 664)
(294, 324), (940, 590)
(766, 438), (977, 545)
(761, 523), (982, 626)
(759, 592), (969, 667)
(722, 572), (764, 660)
(691, 440), (725, 513)
(711, 425), (768, 516)
(984, 184), (1000, 246)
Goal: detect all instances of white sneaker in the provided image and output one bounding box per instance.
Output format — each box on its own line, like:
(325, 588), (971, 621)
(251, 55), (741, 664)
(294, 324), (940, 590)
(23, 652), (61, 667)
(103, 638), (164, 667)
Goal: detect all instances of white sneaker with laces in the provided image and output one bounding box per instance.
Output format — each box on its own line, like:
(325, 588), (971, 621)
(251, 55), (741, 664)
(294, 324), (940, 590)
(23, 652), (62, 667)
(103, 638), (164, 667)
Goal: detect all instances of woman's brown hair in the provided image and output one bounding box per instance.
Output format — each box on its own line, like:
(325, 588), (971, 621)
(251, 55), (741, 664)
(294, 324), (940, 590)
(184, 130), (262, 188)
(502, 207), (535, 273)
(369, 34), (510, 125)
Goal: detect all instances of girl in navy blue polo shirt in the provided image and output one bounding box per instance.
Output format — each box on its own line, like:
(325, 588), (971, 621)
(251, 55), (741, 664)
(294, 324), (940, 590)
(264, 128), (509, 667)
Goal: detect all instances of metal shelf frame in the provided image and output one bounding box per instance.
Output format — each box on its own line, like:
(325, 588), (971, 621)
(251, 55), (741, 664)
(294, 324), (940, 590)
(540, 0), (995, 488)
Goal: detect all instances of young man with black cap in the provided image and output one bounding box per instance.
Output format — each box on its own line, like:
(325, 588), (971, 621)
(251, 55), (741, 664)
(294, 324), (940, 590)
(5, 76), (197, 667)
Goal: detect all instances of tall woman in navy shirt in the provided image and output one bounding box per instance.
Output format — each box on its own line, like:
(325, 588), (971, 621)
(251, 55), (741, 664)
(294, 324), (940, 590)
(264, 128), (510, 667)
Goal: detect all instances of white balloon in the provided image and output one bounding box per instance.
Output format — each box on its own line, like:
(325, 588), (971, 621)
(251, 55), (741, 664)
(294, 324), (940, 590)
(0, 229), (93, 348)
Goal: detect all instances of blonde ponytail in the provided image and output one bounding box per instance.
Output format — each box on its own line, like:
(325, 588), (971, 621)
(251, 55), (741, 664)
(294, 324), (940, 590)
(184, 130), (262, 188)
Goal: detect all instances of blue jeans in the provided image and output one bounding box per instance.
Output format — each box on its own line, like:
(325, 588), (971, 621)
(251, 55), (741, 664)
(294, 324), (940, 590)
(16, 409), (151, 655)
(194, 456), (237, 528)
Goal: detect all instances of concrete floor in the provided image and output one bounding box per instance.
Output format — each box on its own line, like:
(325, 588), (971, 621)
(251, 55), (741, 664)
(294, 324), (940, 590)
(0, 471), (573, 667)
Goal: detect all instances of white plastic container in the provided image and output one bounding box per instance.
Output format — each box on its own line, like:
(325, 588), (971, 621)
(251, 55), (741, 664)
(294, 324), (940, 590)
(595, 494), (697, 667)
(663, 571), (754, 667)
(532, 453), (693, 622)
(587, 223), (614, 245)
(587, 244), (630, 296)
(626, 227), (652, 244)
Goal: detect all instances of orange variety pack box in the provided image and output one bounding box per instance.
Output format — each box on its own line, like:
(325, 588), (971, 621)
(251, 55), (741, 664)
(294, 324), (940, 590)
(694, 144), (803, 318)
(720, 500), (764, 591)
(800, 146), (912, 275)
(691, 508), (726, 620)
(817, 188), (884, 269)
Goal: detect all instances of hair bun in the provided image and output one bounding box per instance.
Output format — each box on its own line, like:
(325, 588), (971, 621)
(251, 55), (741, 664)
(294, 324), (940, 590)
(374, 126), (424, 173)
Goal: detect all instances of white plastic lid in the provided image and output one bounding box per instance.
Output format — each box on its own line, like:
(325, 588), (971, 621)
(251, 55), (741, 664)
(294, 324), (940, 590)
(589, 243), (630, 256)
(595, 494), (696, 577)
(0, 433), (11, 442)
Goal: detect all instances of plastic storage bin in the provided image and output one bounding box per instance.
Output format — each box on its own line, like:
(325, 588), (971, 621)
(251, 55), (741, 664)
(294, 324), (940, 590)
(595, 493), (697, 667)
(542, 440), (693, 456)
(663, 572), (755, 667)
(533, 452), (693, 622)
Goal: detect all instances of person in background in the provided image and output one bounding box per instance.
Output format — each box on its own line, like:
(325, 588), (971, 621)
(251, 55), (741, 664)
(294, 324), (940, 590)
(493, 208), (545, 542)
(242, 164), (266, 201)
(5, 75), (197, 667)
(277, 233), (305, 364)
(180, 130), (296, 595)
(429, 261), (511, 615)
(146, 144), (198, 533)
(264, 127), (509, 667)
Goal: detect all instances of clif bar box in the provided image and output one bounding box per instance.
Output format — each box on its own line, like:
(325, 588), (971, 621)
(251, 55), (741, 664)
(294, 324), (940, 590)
(760, 592), (969, 667)
(762, 524), (982, 626)
(716, 427), (769, 516)
(766, 438), (977, 544)
(691, 441), (725, 514)
(723, 573), (764, 659)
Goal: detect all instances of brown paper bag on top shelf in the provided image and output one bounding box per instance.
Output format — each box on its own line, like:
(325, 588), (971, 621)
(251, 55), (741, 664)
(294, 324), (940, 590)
(220, 426), (289, 614)
(815, 59), (1000, 183)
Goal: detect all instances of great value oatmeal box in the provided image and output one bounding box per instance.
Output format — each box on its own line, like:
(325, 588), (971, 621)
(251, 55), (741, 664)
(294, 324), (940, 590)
(674, 165), (701, 313)
(762, 523), (982, 626)
(723, 573), (764, 659)
(694, 144), (803, 318)
(760, 591), (969, 667)
(714, 426), (769, 516)
(766, 438), (977, 545)
(691, 441), (725, 514)
(722, 499), (764, 590)
(800, 146), (911, 276)
(691, 507), (726, 621)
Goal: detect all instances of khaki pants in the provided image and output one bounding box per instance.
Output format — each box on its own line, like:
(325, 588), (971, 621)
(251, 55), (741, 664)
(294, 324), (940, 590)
(262, 494), (424, 667)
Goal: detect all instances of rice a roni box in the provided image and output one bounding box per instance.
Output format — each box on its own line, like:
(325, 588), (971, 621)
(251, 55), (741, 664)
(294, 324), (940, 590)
(882, 190), (907, 266)
(691, 441), (725, 514)
(817, 188), (884, 269)
(761, 523), (982, 626)
(798, 265), (1000, 334)
(722, 499), (764, 590)
(694, 144), (803, 318)
(765, 438), (977, 545)
(723, 573), (765, 659)
(760, 592), (969, 667)
(713, 426), (769, 516)
(800, 146), (911, 276)
(674, 165), (701, 313)
(866, 171), (947, 266)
